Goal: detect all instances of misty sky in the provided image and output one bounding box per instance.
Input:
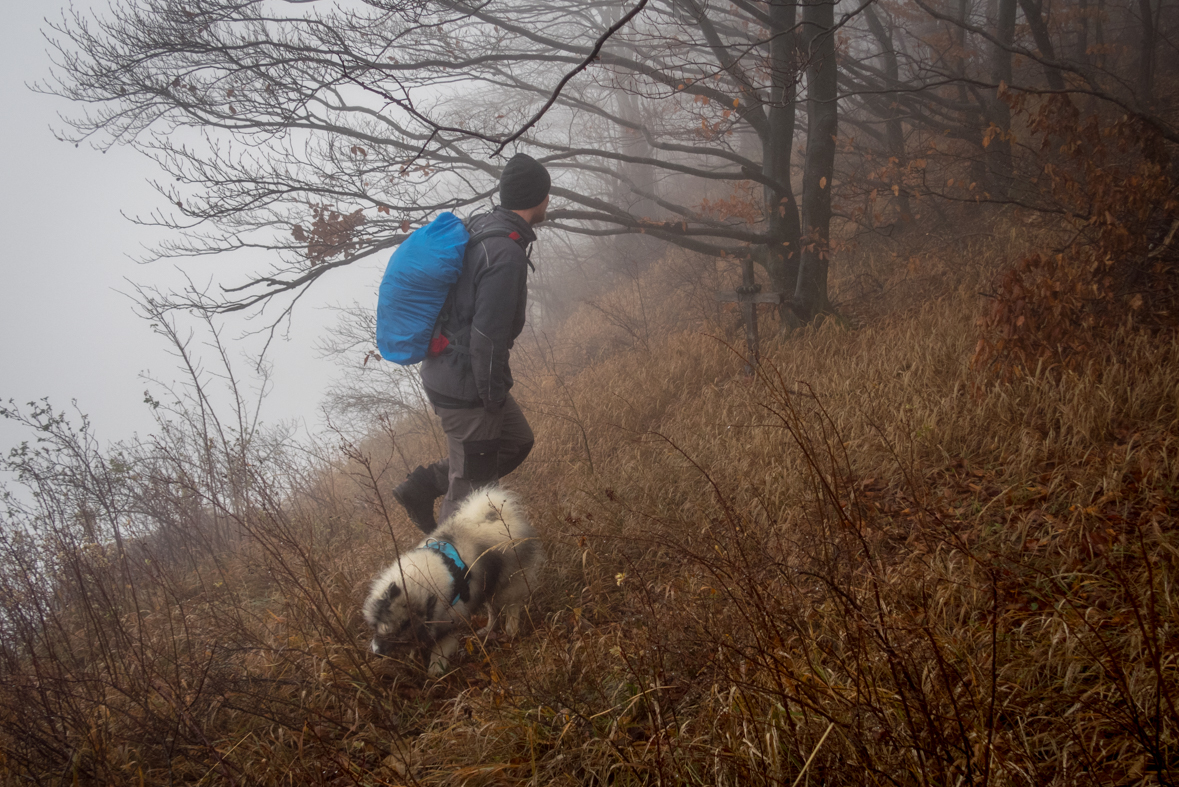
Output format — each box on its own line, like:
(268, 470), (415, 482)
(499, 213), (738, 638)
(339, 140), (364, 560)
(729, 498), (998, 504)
(1, 1), (381, 463)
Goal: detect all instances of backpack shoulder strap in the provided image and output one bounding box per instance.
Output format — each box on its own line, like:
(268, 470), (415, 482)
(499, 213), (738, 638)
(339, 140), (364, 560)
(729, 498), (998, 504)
(434, 223), (532, 349)
(432, 226), (510, 347)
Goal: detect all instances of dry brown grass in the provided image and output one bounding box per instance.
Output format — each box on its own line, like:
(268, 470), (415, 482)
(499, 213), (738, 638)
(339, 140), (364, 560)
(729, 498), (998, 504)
(0, 219), (1175, 785)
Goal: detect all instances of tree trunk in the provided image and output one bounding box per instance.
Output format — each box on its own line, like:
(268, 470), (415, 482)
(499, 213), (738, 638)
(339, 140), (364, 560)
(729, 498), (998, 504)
(955, 0), (990, 189)
(1076, 0), (1090, 63)
(797, 0), (838, 321)
(1095, 0), (1107, 70)
(1138, 0), (1157, 104)
(988, 0), (1017, 197)
(763, 0), (801, 318)
(864, 6), (912, 228)
(1017, 0), (1067, 90)
(613, 88), (662, 274)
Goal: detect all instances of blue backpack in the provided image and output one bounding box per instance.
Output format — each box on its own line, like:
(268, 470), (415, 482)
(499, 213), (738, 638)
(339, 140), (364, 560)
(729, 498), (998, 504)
(375, 212), (512, 365)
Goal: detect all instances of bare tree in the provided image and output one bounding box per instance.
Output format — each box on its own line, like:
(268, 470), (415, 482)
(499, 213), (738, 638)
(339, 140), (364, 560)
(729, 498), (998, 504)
(44, 0), (853, 324)
(43, 0), (1176, 334)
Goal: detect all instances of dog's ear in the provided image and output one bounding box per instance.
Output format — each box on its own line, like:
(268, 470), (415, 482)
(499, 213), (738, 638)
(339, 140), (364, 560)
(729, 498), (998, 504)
(382, 584), (402, 603)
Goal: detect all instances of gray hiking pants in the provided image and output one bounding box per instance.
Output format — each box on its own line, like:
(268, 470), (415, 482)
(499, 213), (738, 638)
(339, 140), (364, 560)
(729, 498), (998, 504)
(427, 393), (534, 523)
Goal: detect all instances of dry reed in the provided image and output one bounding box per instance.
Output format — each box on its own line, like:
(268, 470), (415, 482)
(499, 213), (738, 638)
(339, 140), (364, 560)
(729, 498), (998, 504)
(0, 223), (1175, 785)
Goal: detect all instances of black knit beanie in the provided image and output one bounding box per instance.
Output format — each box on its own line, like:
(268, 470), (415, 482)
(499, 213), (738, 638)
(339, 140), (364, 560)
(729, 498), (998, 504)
(499, 153), (551, 210)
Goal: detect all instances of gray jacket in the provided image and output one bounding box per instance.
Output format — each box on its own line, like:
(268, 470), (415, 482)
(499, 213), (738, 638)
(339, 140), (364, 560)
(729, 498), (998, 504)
(420, 207), (536, 411)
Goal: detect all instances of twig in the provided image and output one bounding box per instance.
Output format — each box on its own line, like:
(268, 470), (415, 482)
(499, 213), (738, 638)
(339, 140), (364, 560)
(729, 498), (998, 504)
(194, 733), (254, 786)
(790, 722), (835, 787)
(1146, 218), (1179, 259)
(492, 0), (650, 155)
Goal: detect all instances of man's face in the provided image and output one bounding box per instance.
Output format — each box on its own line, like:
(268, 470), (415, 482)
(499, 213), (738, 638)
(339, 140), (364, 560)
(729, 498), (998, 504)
(530, 194), (550, 225)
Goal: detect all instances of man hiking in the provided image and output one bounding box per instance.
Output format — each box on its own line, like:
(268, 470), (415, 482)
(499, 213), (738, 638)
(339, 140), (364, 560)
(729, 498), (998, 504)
(393, 153), (550, 533)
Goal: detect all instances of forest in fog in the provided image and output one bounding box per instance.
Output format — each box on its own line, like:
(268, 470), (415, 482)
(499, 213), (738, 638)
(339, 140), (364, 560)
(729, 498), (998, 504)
(1, 0), (1177, 784)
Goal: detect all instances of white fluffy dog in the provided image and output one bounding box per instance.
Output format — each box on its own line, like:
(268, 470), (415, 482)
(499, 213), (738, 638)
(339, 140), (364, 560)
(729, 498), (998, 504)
(362, 486), (543, 676)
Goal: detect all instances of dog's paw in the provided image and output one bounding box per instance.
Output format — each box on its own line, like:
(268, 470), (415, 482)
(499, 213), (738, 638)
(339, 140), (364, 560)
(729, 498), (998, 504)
(503, 608), (522, 638)
(427, 656), (450, 677)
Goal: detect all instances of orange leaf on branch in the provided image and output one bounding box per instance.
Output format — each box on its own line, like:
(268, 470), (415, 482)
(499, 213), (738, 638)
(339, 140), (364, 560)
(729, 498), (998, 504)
(295, 203), (366, 265)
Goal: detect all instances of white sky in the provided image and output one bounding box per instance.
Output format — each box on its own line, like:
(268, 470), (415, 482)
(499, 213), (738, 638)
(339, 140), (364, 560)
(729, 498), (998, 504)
(0, 1), (380, 465)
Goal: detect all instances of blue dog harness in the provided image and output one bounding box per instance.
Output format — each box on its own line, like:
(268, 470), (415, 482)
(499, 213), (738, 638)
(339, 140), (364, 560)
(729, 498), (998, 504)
(423, 539), (471, 607)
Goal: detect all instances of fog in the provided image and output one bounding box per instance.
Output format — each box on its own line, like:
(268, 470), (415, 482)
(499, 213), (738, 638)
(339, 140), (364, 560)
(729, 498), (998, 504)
(4, 0), (1172, 460)
(0, 1), (382, 465)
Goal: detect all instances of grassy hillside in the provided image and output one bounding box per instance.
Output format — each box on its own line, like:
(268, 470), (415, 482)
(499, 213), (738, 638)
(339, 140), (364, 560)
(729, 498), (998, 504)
(1, 222), (1176, 785)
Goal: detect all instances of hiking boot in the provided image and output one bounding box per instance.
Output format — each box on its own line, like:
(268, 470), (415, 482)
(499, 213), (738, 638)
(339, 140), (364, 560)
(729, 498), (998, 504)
(393, 465), (442, 534)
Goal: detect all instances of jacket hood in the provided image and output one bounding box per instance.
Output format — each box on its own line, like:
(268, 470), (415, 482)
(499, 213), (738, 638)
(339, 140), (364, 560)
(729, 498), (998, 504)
(468, 206), (538, 245)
